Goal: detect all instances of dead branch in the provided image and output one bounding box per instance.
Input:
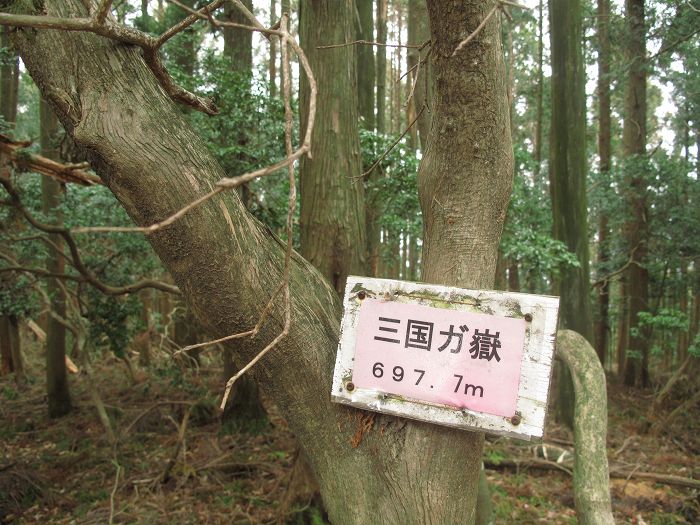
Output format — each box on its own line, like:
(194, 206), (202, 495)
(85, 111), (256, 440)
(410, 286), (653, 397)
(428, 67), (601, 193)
(451, 1), (529, 57)
(592, 243), (643, 289)
(1, 134), (101, 185)
(160, 405), (192, 483)
(485, 458), (700, 490)
(121, 400), (196, 439)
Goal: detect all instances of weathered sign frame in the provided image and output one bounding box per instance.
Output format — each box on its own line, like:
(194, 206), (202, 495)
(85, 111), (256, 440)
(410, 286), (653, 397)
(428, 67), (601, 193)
(331, 276), (560, 441)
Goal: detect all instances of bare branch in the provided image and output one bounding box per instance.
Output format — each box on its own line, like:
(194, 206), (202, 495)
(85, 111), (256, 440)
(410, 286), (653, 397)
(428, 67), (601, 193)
(0, 176), (180, 295)
(360, 105), (426, 180)
(220, 13), (296, 411)
(318, 39), (425, 49)
(451, 4), (499, 57)
(73, 187), (224, 235)
(1, 134), (102, 185)
(156, 0), (225, 47)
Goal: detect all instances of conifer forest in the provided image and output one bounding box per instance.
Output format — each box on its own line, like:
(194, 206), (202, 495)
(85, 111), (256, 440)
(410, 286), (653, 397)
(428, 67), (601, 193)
(0, 0), (699, 523)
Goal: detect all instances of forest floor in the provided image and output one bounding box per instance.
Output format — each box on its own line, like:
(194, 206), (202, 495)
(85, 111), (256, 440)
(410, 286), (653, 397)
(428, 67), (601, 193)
(1, 345), (699, 525)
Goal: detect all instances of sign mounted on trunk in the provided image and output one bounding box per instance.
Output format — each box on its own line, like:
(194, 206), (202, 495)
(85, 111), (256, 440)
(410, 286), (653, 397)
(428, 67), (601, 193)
(331, 277), (559, 441)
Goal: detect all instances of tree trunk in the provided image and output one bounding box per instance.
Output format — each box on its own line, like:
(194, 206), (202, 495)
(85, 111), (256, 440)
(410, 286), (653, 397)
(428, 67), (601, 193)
(299, 0), (366, 295)
(40, 98), (71, 418)
(1, 26), (22, 380)
(223, 0), (253, 79)
(548, 0), (592, 429)
(556, 330), (615, 525)
(356, 0), (375, 130)
(622, 0), (650, 388)
(1, 26), (19, 127)
(375, 0), (388, 133)
(407, 0), (431, 151)
(418, 4), (514, 523)
(595, 0), (611, 366)
(616, 280), (629, 380)
(0, 316), (14, 374)
(15, 0), (512, 520)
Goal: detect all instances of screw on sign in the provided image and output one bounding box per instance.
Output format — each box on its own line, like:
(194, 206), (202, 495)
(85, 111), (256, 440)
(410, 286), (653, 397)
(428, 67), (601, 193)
(332, 277), (560, 441)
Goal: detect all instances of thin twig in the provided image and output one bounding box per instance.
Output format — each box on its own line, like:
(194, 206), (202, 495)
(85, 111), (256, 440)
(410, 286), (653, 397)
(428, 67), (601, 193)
(452, 4), (499, 57)
(0, 176), (180, 295)
(73, 186), (224, 234)
(109, 461), (121, 525)
(93, 0), (113, 25)
(360, 105), (426, 180)
(219, 13), (295, 411)
(318, 39), (424, 49)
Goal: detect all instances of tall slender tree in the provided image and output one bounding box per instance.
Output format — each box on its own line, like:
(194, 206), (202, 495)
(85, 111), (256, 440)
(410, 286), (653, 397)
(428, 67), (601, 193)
(595, 0), (612, 365)
(40, 98), (71, 418)
(0, 25), (22, 379)
(622, 0), (650, 387)
(375, 0), (388, 133)
(549, 0), (593, 427)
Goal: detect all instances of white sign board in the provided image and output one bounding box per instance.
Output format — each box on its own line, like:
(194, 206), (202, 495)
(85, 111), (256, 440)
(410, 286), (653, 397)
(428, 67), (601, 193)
(331, 277), (559, 441)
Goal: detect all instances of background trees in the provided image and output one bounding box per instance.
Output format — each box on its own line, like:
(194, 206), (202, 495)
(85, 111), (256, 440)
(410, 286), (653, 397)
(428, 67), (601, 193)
(0, 0), (699, 523)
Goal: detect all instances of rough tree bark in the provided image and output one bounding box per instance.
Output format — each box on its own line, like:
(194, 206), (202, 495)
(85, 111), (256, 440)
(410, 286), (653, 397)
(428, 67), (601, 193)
(548, 0), (593, 429)
(299, 0), (366, 295)
(13, 0), (511, 521)
(220, 0), (266, 427)
(419, 4), (513, 524)
(40, 98), (71, 417)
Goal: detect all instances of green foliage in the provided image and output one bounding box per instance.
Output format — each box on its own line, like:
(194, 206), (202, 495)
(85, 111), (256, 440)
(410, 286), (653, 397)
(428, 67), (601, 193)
(186, 52), (293, 235)
(360, 129), (421, 267)
(500, 147), (581, 291)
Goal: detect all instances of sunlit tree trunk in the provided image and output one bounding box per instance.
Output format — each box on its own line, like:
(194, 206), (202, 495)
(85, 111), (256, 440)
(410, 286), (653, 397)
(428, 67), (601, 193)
(40, 98), (71, 418)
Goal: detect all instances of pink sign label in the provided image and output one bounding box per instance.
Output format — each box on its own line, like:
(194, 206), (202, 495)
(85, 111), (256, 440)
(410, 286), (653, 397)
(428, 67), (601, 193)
(352, 298), (527, 417)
